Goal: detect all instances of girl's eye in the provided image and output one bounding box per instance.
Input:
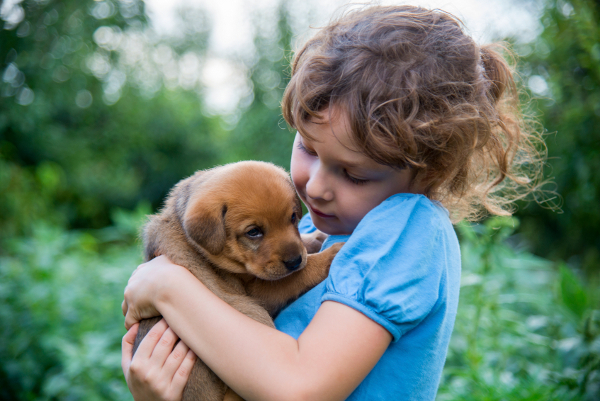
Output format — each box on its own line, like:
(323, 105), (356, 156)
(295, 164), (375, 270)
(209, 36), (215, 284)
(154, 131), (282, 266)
(246, 227), (263, 238)
(297, 141), (317, 156)
(343, 170), (370, 185)
(291, 212), (297, 224)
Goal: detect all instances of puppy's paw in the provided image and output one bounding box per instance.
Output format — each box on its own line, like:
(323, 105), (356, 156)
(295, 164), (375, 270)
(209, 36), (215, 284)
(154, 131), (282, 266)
(321, 242), (344, 261)
(307, 241), (344, 275)
(301, 230), (329, 254)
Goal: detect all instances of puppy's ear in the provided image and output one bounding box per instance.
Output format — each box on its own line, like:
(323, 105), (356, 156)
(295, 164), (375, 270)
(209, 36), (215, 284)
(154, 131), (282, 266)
(170, 169), (227, 255)
(143, 232), (160, 261)
(295, 195), (303, 219)
(183, 203), (227, 255)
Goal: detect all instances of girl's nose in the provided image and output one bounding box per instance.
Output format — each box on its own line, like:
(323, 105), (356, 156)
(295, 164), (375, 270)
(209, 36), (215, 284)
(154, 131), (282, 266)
(306, 163), (334, 201)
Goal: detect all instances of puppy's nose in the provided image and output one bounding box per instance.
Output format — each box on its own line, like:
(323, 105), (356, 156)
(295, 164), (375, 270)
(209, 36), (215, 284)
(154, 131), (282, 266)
(284, 255), (303, 271)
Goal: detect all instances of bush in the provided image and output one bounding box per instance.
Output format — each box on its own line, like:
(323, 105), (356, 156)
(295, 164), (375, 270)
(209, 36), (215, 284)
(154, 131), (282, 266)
(1, 213), (597, 400)
(438, 217), (600, 401)
(516, 0), (600, 268)
(0, 206), (148, 401)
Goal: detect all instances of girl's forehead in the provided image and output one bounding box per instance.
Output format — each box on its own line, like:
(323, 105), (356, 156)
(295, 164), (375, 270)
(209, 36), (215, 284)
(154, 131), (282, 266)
(300, 115), (391, 173)
(306, 107), (357, 149)
(306, 113), (355, 148)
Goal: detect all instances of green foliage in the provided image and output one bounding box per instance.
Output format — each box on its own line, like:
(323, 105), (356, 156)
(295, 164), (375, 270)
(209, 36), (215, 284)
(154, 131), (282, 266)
(437, 218), (600, 401)
(0, 157), (67, 235)
(516, 0), (600, 268)
(0, 0), (224, 234)
(225, 4), (295, 168)
(559, 264), (590, 319)
(0, 211), (147, 400)
(1, 216), (597, 400)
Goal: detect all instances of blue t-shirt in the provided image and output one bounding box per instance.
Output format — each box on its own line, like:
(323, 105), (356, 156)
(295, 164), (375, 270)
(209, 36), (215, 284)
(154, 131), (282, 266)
(274, 194), (461, 400)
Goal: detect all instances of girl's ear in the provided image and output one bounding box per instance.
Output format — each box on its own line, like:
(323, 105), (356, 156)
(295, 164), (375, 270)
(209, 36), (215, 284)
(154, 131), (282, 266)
(172, 171), (227, 255)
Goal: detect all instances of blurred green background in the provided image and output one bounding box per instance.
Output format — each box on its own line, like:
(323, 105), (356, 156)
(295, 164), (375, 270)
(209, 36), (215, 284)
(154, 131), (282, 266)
(0, 0), (598, 399)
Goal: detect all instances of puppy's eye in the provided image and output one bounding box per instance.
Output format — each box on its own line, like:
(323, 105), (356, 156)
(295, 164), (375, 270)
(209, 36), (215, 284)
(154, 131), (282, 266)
(291, 213), (297, 224)
(246, 227), (263, 238)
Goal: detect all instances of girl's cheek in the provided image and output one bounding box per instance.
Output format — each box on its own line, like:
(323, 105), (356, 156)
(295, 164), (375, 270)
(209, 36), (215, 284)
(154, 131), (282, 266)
(338, 191), (369, 224)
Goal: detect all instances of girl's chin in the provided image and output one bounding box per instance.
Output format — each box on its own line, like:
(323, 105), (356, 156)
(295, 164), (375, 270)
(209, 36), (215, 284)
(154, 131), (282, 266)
(310, 212), (352, 236)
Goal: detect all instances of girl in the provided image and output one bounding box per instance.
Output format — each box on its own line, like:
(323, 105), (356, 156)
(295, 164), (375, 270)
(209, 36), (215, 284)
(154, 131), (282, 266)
(121, 5), (542, 401)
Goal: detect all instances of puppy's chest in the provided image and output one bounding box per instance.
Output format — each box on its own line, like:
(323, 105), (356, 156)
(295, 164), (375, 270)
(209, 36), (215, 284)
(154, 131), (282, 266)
(212, 268), (253, 295)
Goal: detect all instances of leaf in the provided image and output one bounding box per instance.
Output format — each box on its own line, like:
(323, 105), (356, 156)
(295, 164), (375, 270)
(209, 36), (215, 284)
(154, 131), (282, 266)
(558, 264), (589, 319)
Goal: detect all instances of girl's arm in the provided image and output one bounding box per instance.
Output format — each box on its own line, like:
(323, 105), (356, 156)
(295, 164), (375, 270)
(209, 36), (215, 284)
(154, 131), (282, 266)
(123, 256), (392, 401)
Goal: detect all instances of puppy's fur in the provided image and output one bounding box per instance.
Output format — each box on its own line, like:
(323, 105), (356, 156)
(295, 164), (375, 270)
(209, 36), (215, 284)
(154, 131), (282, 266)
(132, 161), (342, 401)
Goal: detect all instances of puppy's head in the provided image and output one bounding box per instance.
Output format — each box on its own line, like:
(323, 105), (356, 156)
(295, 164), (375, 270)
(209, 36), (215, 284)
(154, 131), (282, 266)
(175, 161), (306, 280)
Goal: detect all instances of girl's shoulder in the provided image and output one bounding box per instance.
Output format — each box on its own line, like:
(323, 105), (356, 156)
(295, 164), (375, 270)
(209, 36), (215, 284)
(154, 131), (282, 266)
(321, 192), (461, 341)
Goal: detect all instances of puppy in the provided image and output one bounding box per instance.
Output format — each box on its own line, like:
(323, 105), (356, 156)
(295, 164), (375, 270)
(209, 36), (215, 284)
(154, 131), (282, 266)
(132, 161), (342, 401)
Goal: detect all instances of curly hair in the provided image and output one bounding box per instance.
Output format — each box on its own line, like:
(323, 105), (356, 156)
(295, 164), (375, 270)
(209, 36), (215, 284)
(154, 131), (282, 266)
(282, 5), (545, 222)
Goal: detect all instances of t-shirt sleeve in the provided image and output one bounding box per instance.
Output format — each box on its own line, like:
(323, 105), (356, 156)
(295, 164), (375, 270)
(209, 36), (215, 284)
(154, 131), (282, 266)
(321, 195), (448, 342)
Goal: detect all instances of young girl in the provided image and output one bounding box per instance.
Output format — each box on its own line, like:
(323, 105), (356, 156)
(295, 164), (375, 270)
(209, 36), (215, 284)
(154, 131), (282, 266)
(121, 5), (541, 401)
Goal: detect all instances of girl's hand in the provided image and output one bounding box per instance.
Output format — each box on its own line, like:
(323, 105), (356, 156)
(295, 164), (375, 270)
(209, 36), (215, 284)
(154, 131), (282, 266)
(122, 319), (197, 401)
(122, 255), (186, 329)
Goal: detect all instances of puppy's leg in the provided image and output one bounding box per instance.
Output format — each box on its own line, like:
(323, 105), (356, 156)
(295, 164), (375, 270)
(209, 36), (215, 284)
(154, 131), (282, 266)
(183, 359), (227, 401)
(247, 242), (344, 315)
(301, 230), (328, 254)
(221, 293), (275, 328)
(133, 316), (163, 355)
(223, 387), (245, 401)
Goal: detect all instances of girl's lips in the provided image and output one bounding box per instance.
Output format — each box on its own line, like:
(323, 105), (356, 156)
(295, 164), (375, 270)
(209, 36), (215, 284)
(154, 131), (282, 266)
(309, 205), (335, 218)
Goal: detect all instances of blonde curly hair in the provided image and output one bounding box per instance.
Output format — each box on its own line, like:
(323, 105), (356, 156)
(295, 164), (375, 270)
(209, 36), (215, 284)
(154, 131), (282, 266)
(282, 5), (545, 222)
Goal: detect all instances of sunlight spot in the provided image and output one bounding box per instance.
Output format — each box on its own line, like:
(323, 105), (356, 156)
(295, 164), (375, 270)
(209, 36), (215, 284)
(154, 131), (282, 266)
(16, 86), (34, 105)
(75, 90), (93, 108)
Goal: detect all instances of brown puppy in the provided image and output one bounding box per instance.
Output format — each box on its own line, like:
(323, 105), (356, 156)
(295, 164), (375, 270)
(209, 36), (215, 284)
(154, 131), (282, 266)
(132, 161), (342, 401)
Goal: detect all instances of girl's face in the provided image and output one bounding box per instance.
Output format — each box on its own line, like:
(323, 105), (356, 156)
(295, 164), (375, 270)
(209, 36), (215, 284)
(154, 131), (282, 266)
(290, 107), (416, 235)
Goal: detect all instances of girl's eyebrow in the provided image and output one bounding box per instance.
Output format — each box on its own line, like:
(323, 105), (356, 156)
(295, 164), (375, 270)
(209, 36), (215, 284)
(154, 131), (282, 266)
(338, 158), (366, 169)
(338, 157), (388, 173)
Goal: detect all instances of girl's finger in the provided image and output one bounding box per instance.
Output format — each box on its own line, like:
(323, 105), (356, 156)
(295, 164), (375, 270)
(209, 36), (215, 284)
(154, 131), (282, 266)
(170, 349), (197, 394)
(124, 311), (135, 330)
(121, 323), (139, 373)
(124, 308), (143, 330)
(149, 326), (180, 366)
(162, 338), (191, 380)
(134, 319), (169, 361)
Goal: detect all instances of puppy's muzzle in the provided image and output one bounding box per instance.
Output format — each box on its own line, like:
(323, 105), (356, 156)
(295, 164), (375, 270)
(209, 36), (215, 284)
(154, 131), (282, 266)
(284, 255), (303, 271)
